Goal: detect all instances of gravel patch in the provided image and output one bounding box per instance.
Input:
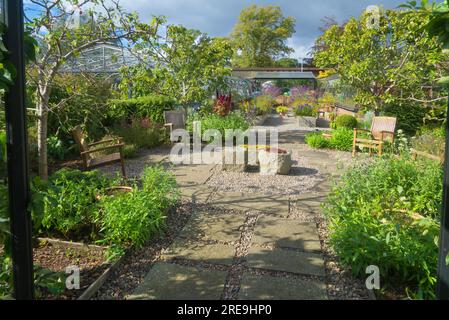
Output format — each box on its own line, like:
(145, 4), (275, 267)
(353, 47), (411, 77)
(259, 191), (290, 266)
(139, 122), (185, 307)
(206, 152), (325, 196)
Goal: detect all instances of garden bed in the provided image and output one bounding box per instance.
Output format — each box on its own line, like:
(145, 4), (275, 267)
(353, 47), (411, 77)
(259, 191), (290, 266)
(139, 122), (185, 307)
(32, 238), (110, 300)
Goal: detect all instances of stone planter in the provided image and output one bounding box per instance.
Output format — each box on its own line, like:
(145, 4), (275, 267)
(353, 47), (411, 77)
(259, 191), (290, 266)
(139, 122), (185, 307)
(297, 116), (317, 128)
(258, 149), (293, 176)
(221, 147), (248, 172)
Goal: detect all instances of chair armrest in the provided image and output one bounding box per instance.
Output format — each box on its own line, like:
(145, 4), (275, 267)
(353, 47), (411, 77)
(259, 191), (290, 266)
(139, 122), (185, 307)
(353, 128), (371, 138)
(164, 123), (173, 128)
(88, 139), (121, 147)
(380, 131), (395, 142)
(81, 143), (125, 156)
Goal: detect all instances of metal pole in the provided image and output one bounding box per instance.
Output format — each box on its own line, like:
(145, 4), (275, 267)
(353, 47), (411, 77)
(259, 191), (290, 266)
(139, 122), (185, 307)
(437, 95), (449, 300)
(3, 0), (34, 299)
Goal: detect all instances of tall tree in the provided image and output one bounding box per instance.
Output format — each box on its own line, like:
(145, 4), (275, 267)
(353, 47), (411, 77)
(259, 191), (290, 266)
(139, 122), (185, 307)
(120, 25), (233, 105)
(26, 0), (160, 180)
(313, 8), (448, 114)
(275, 57), (299, 68)
(230, 5), (296, 68)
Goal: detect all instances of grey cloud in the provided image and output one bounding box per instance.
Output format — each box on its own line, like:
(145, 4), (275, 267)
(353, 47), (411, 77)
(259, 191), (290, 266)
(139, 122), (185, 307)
(119, 0), (407, 56)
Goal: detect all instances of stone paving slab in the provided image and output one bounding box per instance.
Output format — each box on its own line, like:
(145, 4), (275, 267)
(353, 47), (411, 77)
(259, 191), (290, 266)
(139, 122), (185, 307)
(163, 240), (236, 265)
(252, 215), (321, 252)
(246, 247), (325, 276)
(211, 192), (289, 215)
(179, 185), (214, 203)
(239, 274), (327, 300)
(128, 263), (227, 300)
(178, 212), (246, 243)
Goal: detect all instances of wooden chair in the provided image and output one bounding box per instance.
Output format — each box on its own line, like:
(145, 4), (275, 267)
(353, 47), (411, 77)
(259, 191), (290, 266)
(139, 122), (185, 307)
(353, 116), (397, 157)
(164, 110), (186, 133)
(71, 126), (126, 178)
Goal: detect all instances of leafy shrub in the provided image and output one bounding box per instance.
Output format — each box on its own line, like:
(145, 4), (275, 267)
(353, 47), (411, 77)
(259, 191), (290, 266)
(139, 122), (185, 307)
(335, 115), (358, 130)
(324, 156), (442, 299)
(45, 74), (114, 143)
(305, 132), (330, 149)
(47, 135), (69, 161)
(254, 95), (274, 115)
(36, 169), (111, 239)
(112, 120), (165, 149)
(100, 166), (178, 248)
(383, 103), (426, 135)
(294, 105), (317, 117)
(106, 95), (176, 125)
(412, 126), (446, 158)
(329, 128), (354, 151)
(305, 128), (353, 151)
(187, 112), (250, 141)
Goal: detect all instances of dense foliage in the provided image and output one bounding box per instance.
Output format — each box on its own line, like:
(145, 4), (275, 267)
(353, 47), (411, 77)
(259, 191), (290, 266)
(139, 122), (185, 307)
(99, 166), (178, 248)
(324, 156), (442, 299)
(106, 95), (176, 125)
(120, 24), (233, 106)
(383, 103), (427, 135)
(33, 167), (178, 251)
(305, 128), (354, 151)
(35, 169), (111, 239)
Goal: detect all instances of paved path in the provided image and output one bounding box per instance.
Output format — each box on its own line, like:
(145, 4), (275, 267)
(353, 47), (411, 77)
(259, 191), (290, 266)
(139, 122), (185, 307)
(127, 116), (347, 300)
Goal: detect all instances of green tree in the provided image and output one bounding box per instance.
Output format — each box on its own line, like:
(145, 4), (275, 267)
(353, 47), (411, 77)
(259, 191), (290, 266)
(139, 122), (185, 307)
(230, 5), (296, 68)
(26, 0), (160, 180)
(120, 25), (233, 106)
(313, 7), (448, 114)
(275, 57), (299, 68)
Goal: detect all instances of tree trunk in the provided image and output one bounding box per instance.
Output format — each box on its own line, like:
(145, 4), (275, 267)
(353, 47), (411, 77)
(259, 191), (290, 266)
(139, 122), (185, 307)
(37, 89), (49, 180)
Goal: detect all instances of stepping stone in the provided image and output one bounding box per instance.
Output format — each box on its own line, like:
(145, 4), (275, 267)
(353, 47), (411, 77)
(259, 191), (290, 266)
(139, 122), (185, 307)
(128, 263), (227, 300)
(211, 192), (289, 215)
(239, 273), (327, 300)
(163, 240), (235, 266)
(180, 185), (214, 203)
(252, 215), (321, 252)
(179, 212), (246, 242)
(246, 247), (325, 276)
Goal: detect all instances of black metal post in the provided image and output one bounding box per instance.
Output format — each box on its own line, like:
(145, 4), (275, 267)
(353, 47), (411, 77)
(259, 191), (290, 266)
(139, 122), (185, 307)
(3, 0), (34, 299)
(437, 96), (449, 300)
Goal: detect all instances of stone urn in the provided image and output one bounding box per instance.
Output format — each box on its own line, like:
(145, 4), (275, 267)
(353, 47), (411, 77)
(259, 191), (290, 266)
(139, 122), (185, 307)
(258, 148), (293, 176)
(221, 146), (248, 172)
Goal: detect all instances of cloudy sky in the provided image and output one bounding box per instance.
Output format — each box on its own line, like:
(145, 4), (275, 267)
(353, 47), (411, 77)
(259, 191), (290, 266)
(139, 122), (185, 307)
(23, 0), (407, 57)
(117, 0), (405, 58)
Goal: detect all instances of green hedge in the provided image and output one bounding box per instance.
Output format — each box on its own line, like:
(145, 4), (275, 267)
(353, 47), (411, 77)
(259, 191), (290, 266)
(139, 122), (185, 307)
(324, 156), (442, 299)
(335, 115), (358, 130)
(106, 95), (176, 125)
(383, 103), (426, 135)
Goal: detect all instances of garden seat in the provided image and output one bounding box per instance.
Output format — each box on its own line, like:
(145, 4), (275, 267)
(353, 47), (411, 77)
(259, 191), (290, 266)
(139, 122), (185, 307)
(164, 110), (186, 134)
(352, 116), (396, 157)
(71, 126), (126, 178)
